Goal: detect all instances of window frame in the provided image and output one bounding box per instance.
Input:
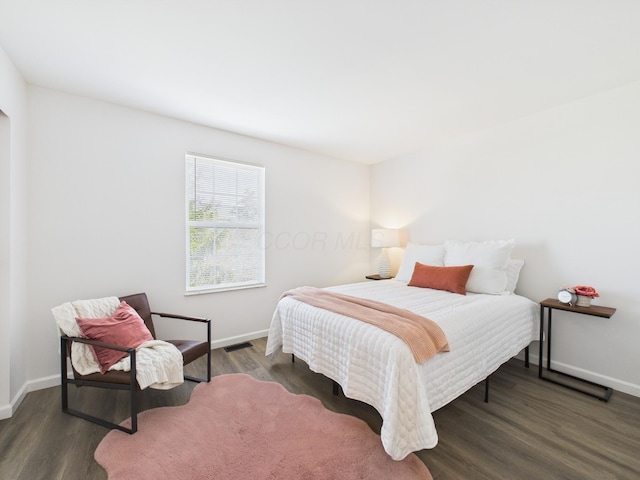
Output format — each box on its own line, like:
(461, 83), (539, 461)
(185, 153), (266, 294)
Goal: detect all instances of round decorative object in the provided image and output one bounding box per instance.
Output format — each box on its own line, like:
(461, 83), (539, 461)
(576, 295), (591, 307)
(573, 286), (599, 298)
(557, 289), (577, 305)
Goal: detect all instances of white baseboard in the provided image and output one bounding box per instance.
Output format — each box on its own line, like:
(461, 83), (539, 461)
(211, 329), (270, 350)
(4, 334), (636, 421)
(0, 373), (59, 420)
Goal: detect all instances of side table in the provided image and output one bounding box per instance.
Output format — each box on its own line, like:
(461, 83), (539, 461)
(365, 274), (393, 280)
(538, 298), (616, 401)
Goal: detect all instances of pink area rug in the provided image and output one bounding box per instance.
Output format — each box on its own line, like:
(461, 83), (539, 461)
(94, 373), (432, 480)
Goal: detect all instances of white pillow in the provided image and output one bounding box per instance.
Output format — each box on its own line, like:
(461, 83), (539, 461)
(444, 239), (514, 294)
(395, 243), (445, 282)
(505, 259), (525, 293)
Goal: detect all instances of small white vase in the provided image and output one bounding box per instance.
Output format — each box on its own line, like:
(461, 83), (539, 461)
(576, 295), (591, 307)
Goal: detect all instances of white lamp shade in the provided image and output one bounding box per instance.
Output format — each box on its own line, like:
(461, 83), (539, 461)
(371, 229), (401, 248)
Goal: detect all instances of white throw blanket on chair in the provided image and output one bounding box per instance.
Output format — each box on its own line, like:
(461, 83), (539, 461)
(52, 296), (184, 390)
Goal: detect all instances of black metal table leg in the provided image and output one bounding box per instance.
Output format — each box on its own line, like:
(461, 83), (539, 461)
(538, 301), (614, 402)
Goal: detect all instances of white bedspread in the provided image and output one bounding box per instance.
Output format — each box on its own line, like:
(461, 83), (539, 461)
(265, 280), (539, 460)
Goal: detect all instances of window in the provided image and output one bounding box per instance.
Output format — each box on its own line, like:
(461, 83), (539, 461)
(186, 154), (265, 293)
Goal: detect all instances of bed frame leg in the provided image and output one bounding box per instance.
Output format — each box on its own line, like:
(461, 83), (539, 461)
(524, 346), (530, 368)
(291, 354), (295, 363)
(484, 376), (490, 403)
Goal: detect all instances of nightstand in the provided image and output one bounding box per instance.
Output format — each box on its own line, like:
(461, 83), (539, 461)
(365, 274), (392, 280)
(538, 298), (616, 401)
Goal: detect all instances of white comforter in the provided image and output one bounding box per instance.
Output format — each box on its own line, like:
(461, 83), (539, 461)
(265, 280), (539, 460)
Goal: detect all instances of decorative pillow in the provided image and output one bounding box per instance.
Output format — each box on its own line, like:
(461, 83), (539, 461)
(395, 243), (445, 282)
(76, 301), (154, 373)
(408, 263), (474, 295)
(505, 259), (525, 293)
(444, 239), (514, 294)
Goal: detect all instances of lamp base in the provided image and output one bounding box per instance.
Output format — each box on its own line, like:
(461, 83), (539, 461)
(378, 249), (392, 279)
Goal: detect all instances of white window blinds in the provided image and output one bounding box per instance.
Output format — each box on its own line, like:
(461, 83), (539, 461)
(186, 154), (265, 293)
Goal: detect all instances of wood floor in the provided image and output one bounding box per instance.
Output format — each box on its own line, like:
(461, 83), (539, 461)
(1, 337), (639, 479)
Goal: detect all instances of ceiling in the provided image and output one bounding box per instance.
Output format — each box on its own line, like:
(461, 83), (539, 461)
(1, 1), (639, 164)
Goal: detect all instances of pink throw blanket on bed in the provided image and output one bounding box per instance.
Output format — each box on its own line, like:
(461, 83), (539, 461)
(280, 286), (449, 363)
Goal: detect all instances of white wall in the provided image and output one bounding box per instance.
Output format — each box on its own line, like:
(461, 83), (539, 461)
(25, 86), (370, 384)
(0, 45), (28, 419)
(371, 81), (640, 396)
(12, 57), (638, 417)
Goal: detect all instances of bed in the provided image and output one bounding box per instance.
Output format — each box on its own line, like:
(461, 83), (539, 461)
(265, 240), (539, 460)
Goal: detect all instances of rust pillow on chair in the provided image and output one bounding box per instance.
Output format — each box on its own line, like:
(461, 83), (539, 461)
(407, 262), (474, 295)
(76, 301), (154, 373)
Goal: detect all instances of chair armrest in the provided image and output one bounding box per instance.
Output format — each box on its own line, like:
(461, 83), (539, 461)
(61, 335), (135, 354)
(151, 312), (210, 324)
(60, 335), (137, 389)
(149, 313), (211, 351)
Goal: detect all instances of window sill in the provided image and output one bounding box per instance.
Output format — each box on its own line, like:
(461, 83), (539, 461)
(185, 283), (267, 296)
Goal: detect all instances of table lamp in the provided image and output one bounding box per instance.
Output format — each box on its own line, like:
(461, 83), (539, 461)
(371, 228), (401, 278)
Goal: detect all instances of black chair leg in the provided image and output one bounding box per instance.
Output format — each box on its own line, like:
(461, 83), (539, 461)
(61, 336), (69, 412)
(206, 321), (211, 381)
(184, 320), (212, 383)
(60, 337), (138, 434)
(184, 347), (212, 383)
(207, 344), (211, 381)
(130, 350), (138, 433)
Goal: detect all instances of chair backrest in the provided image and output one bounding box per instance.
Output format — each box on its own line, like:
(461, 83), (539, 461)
(119, 293), (157, 339)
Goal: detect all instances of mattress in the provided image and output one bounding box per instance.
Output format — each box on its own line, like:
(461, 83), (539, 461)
(265, 279), (539, 460)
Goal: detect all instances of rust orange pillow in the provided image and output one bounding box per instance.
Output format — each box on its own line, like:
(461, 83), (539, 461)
(76, 301), (154, 373)
(408, 262), (474, 295)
